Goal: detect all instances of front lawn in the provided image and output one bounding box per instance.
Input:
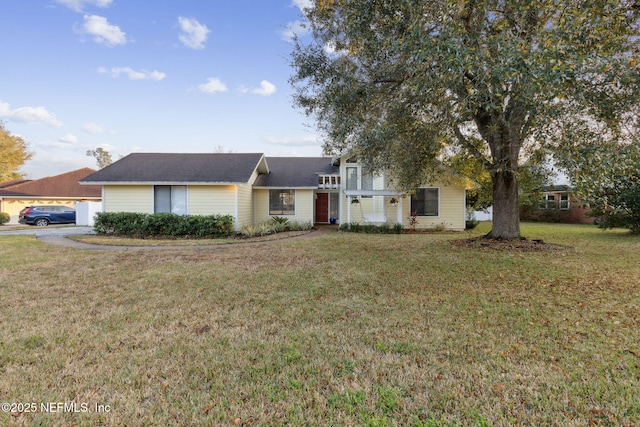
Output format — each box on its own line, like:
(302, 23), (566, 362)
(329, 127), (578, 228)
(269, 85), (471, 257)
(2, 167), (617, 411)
(0, 223), (638, 426)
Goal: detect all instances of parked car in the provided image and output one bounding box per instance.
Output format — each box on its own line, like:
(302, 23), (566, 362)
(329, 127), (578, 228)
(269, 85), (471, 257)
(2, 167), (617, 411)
(18, 205), (76, 226)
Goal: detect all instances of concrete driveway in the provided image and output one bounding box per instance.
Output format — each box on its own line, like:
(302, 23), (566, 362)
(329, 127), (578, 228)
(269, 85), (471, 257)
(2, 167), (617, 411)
(0, 225), (94, 237)
(0, 224), (336, 250)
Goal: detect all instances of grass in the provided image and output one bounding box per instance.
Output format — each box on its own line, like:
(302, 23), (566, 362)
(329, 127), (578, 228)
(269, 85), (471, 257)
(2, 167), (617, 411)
(69, 230), (312, 246)
(0, 222), (639, 426)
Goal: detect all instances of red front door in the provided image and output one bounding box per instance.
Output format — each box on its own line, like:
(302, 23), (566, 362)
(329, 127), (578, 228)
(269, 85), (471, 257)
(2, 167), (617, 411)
(315, 193), (329, 223)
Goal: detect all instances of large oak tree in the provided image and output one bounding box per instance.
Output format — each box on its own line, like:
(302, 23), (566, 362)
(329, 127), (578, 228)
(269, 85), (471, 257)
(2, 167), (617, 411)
(290, 0), (640, 239)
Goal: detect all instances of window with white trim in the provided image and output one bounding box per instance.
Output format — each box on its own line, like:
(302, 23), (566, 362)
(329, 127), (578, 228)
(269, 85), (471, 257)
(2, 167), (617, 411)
(269, 189), (295, 215)
(559, 194), (570, 210)
(346, 167), (358, 190)
(411, 188), (439, 216)
(154, 185), (187, 214)
(539, 194), (556, 210)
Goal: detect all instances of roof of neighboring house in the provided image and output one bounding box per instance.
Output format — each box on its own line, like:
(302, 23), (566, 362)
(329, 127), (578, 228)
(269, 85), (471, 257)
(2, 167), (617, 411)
(253, 157), (339, 188)
(80, 153), (269, 184)
(0, 168), (100, 198)
(542, 184), (572, 192)
(0, 179), (31, 188)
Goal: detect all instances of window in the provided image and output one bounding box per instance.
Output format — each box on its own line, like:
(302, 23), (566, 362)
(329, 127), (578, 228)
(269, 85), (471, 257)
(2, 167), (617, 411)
(269, 189), (295, 215)
(411, 188), (439, 216)
(154, 185), (187, 215)
(540, 194), (556, 210)
(346, 167), (358, 190)
(559, 194), (570, 210)
(361, 170), (373, 191)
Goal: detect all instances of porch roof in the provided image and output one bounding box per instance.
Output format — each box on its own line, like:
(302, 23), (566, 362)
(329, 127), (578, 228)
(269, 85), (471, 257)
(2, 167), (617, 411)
(343, 190), (401, 197)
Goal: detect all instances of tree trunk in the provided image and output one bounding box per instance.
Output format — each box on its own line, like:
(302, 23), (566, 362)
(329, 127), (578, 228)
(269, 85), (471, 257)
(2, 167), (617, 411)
(487, 170), (521, 239)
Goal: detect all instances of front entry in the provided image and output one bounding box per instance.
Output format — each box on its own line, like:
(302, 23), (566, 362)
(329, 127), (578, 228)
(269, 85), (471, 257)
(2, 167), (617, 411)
(315, 193), (329, 223)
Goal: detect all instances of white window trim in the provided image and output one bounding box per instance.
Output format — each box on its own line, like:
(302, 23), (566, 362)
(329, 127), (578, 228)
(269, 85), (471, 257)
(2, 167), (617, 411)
(411, 187), (440, 218)
(268, 189), (296, 216)
(153, 185), (188, 215)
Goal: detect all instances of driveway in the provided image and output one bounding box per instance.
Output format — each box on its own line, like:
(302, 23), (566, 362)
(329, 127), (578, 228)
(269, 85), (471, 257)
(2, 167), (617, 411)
(0, 225), (94, 237)
(0, 224), (337, 251)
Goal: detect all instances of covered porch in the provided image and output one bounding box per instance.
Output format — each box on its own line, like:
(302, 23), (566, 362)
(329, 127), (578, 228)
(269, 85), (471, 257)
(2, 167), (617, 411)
(343, 190), (404, 225)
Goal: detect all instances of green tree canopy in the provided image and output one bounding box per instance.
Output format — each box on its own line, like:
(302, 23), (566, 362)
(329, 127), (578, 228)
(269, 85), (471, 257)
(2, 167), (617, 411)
(560, 139), (640, 233)
(0, 122), (32, 181)
(291, 0), (640, 239)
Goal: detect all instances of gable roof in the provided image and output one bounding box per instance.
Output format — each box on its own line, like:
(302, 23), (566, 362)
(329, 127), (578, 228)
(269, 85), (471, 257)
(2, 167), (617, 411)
(0, 168), (100, 198)
(0, 179), (31, 188)
(80, 153), (268, 184)
(253, 157), (338, 188)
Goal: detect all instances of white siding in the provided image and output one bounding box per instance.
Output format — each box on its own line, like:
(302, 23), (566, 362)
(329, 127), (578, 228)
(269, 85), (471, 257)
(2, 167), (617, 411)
(104, 185), (153, 213)
(188, 186), (236, 216)
(236, 184), (254, 228)
(254, 189), (314, 224)
(402, 184), (466, 231)
(294, 190), (314, 223)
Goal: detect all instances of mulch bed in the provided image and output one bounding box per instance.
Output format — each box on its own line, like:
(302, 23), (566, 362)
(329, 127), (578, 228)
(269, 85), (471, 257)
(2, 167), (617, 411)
(450, 236), (572, 252)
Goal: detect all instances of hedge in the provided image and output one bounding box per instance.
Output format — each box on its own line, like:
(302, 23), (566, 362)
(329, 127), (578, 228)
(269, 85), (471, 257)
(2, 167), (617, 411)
(93, 212), (234, 238)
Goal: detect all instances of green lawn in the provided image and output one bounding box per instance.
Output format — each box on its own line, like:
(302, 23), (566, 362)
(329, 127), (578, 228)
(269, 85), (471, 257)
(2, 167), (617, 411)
(0, 223), (638, 426)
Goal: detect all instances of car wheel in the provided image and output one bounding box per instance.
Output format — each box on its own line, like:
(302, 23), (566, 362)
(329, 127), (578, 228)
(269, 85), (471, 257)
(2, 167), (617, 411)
(35, 218), (50, 227)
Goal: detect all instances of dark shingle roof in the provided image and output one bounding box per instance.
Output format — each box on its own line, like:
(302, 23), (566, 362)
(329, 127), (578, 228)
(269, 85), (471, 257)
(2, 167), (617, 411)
(254, 157), (338, 188)
(80, 153), (267, 184)
(0, 168), (100, 197)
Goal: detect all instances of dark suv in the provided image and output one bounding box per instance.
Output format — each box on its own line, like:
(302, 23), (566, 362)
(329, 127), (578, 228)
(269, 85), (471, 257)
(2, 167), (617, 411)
(19, 205), (76, 226)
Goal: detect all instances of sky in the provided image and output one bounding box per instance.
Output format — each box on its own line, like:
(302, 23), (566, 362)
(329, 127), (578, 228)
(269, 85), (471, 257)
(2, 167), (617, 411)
(0, 0), (318, 179)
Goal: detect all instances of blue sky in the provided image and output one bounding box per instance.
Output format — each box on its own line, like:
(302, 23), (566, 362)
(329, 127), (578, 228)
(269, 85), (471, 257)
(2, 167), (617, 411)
(0, 0), (317, 179)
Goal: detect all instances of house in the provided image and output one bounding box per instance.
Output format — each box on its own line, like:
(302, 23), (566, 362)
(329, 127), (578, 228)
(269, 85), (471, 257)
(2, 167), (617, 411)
(0, 168), (101, 224)
(80, 152), (468, 231)
(520, 185), (593, 224)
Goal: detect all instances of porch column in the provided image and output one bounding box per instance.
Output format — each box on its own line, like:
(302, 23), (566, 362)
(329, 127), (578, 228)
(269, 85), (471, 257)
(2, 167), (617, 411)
(397, 198), (403, 225)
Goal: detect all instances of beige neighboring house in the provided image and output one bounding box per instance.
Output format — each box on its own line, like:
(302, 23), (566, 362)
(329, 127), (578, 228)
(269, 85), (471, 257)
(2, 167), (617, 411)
(80, 152), (468, 231)
(0, 168), (101, 224)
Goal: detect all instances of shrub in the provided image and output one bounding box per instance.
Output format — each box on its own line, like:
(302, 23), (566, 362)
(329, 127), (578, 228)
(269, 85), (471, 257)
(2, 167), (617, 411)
(0, 212), (10, 225)
(393, 223), (404, 234)
(93, 212), (234, 238)
(378, 223), (390, 234)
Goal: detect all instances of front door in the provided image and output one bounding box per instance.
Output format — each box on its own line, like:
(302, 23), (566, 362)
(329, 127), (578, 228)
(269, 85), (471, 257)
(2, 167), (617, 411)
(315, 193), (329, 223)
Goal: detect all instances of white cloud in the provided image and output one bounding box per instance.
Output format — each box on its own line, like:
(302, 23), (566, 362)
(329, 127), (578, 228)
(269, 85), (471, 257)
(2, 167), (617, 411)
(240, 80), (276, 96)
(177, 17), (210, 49)
(82, 14), (126, 46)
(0, 101), (63, 128)
(265, 135), (321, 147)
(97, 66), (166, 81)
(197, 78), (228, 94)
(55, 0), (113, 13)
(82, 122), (112, 134)
(280, 20), (309, 43)
(58, 134), (79, 144)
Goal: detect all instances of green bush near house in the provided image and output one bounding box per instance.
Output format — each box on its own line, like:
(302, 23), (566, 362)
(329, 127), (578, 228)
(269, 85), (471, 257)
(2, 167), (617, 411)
(93, 212), (234, 238)
(240, 220), (312, 238)
(0, 212), (9, 225)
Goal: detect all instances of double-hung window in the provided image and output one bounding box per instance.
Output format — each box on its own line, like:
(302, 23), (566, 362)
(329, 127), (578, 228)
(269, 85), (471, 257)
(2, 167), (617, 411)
(154, 185), (187, 215)
(269, 189), (295, 215)
(346, 167), (358, 191)
(411, 188), (439, 216)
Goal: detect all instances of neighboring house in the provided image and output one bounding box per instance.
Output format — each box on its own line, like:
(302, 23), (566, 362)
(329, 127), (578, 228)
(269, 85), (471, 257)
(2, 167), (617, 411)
(0, 168), (101, 224)
(80, 152), (468, 231)
(520, 185), (593, 224)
